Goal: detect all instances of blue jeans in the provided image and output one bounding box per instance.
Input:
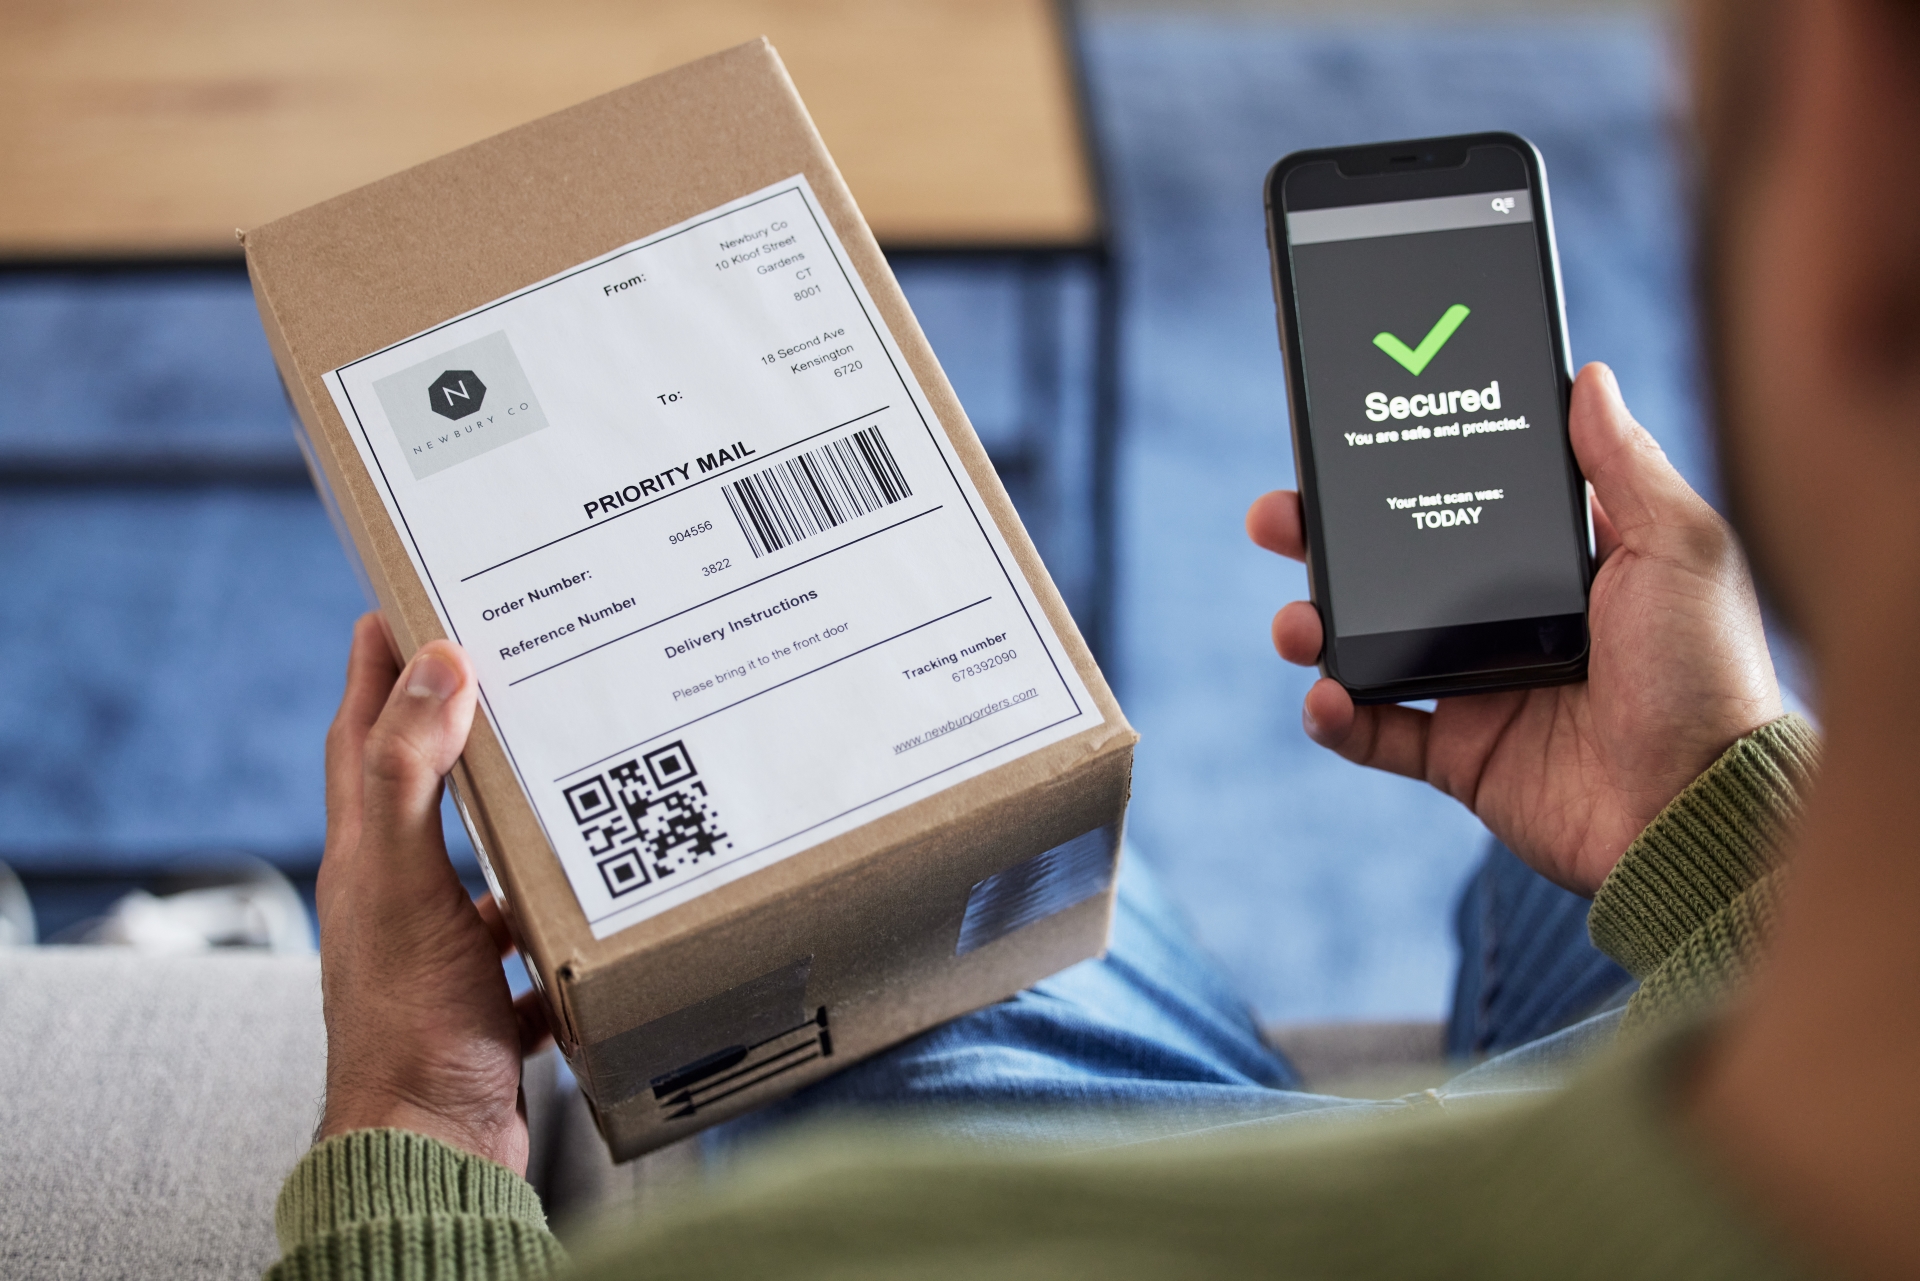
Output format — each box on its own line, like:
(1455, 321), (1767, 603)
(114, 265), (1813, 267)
(1447, 842), (1636, 1057)
(712, 841), (1634, 1153)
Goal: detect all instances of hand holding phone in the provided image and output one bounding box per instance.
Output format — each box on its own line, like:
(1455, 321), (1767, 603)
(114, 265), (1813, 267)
(1248, 364), (1783, 895)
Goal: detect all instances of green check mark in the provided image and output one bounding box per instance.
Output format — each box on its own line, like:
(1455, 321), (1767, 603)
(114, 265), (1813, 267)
(1373, 304), (1471, 376)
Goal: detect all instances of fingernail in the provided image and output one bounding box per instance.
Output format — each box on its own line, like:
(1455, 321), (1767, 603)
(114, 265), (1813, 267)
(1302, 705), (1321, 739)
(1599, 363), (1622, 401)
(406, 652), (461, 702)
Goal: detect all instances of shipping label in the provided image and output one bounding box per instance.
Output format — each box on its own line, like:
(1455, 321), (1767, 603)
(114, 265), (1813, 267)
(323, 176), (1100, 938)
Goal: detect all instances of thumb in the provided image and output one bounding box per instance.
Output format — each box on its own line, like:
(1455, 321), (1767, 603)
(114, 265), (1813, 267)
(355, 641), (478, 885)
(1567, 362), (1706, 540)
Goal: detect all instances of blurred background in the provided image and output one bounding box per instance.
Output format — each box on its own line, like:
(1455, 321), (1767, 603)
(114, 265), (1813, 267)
(0, 0), (1707, 1024)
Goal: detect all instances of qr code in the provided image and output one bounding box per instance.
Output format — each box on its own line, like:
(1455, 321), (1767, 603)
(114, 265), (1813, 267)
(563, 741), (731, 899)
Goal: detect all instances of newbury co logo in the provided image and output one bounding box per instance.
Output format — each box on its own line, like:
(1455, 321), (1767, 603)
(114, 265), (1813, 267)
(427, 369), (487, 420)
(373, 331), (547, 480)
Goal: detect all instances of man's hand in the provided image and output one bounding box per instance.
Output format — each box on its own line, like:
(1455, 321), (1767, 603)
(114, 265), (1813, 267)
(1247, 363), (1783, 895)
(314, 614), (548, 1172)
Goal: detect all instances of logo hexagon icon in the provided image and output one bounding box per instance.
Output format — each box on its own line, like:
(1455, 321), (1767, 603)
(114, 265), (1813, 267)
(426, 369), (486, 420)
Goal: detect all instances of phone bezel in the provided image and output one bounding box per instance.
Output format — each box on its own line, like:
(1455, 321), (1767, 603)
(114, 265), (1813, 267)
(1263, 131), (1594, 704)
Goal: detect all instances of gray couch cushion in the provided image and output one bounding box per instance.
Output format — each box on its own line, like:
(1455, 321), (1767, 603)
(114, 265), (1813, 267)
(0, 949), (324, 1280)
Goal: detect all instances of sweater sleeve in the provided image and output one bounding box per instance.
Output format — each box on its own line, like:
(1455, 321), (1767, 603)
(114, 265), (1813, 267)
(264, 1129), (568, 1281)
(1589, 713), (1820, 1033)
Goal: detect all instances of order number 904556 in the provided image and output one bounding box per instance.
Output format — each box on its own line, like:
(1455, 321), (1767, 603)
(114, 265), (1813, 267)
(701, 558), (732, 577)
(668, 520), (713, 545)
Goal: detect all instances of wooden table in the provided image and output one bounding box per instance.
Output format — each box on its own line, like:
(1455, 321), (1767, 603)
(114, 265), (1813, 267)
(0, 0), (1101, 255)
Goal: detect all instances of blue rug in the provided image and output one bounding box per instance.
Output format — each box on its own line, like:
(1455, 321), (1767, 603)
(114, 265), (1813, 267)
(0, 276), (360, 868)
(0, 15), (1707, 1022)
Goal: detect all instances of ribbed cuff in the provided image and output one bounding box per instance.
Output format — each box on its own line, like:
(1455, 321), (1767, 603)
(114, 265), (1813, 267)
(1591, 714), (1819, 978)
(276, 1129), (548, 1251)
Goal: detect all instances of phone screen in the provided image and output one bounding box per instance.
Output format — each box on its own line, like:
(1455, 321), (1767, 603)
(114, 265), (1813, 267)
(1282, 153), (1588, 672)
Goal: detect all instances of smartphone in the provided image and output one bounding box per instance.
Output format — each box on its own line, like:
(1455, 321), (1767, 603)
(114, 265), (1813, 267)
(1263, 131), (1593, 703)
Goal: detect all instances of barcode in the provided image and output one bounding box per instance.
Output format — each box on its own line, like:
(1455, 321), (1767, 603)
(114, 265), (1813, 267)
(723, 425), (911, 557)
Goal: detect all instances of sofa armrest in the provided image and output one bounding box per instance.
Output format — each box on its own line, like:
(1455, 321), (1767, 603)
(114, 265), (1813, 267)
(0, 949), (325, 1280)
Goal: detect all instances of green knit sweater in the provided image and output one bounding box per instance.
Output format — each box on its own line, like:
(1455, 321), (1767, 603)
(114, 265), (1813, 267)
(268, 715), (1822, 1281)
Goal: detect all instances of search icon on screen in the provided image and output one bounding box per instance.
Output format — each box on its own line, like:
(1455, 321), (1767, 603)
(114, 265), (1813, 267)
(1491, 196), (1517, 214)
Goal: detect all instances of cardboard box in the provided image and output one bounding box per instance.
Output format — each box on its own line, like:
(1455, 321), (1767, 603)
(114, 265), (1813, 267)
(244, 40), (1135, 1160)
